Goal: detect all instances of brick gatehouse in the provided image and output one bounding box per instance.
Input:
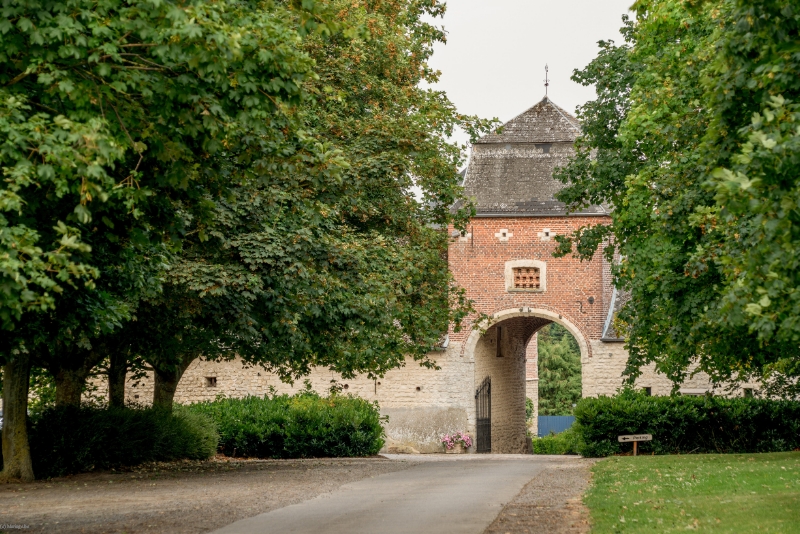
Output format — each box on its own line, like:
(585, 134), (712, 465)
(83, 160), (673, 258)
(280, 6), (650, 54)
(448, 95), (617, 453)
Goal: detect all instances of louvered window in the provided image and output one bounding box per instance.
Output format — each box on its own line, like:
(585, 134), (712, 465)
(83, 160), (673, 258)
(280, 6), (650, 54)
(513, 267), (540, 289)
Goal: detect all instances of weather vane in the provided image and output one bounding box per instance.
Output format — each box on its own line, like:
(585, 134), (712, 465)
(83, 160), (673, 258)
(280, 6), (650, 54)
(544, 64), (549, 96)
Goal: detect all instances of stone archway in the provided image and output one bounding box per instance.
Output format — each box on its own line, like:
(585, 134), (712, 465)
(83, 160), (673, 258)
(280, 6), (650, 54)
(463, 308), (590, 362)
(464, 308), (591, 453)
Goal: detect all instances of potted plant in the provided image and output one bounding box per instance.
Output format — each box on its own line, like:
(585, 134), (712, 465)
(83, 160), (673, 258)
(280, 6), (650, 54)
(441, 431), (472, 454)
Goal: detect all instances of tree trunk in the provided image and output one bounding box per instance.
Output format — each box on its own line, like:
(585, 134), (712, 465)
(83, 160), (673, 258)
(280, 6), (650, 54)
(152, 357), (194, 412)
(108, 351), (127, 408)
(54, 368), (86, 407)
(1, 353), (35, 483)
(52, 346), (108, 407)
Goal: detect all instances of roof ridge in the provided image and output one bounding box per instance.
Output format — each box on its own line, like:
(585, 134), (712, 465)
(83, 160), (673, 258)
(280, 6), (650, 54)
(545, 99), (581, 133)
(494, 95), (550, 132)
(475, 96), (581, 144)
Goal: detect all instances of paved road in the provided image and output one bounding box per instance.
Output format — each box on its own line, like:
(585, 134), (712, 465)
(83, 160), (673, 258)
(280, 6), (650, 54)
(211, 454), (578, 534)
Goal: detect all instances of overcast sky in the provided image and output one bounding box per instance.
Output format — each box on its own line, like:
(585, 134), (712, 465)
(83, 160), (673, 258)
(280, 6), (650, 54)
(425, 1), (634, 147)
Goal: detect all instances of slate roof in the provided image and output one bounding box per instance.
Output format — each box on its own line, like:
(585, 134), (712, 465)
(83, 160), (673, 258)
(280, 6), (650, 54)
(601, 286), (630, 341)
(462, 96), (608, 216)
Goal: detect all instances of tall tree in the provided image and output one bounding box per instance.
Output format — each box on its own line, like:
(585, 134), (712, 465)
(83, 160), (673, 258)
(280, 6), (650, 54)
(537, 324), (582, 416)
(699, 0), (800, 393)
(0, 0), (325, 481)
(138, 0), (494, 410)
(554, 0), (799, 390)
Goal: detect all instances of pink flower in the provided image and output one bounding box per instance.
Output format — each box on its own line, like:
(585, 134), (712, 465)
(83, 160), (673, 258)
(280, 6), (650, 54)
(441, 431), (472, 450)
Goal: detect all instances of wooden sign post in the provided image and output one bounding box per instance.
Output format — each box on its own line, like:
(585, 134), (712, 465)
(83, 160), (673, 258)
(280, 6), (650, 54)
(618, 434), (653, 456)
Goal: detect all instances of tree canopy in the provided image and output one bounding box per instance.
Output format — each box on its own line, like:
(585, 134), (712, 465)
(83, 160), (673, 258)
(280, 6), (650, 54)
(1, 0), (492, 480)
(0, 0), (322, 331)
(162, 0), (491, 385)
(554, 0), (800, 392)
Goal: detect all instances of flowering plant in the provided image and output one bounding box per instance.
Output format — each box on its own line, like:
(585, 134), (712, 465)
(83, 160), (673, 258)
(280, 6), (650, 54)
(441, 431), (473, 450)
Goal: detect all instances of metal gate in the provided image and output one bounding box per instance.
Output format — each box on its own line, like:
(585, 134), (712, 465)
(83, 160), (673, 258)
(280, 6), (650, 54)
(475, 376), (491, 453)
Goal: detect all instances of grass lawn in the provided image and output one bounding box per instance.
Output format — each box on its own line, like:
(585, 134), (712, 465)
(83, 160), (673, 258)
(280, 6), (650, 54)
(585, 451), (800, 533)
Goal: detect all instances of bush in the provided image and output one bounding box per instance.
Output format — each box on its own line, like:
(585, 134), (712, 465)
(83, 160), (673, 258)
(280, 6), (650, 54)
(574, 391), (800, 457)
(531, 427), (581, 455)
(184, 392), (385, 458)
(27, 405), (218, 478)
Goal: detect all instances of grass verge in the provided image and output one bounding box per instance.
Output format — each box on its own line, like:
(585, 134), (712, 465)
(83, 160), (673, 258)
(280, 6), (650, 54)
(585, 452), (800, 533)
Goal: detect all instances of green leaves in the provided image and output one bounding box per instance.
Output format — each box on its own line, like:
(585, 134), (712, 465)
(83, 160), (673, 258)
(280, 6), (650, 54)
(121, 0), (486, 383)
(184, 393), (385, 458)
(0, 95), (122, 328)
(553, 0), (800, 389)
(574, 391), (800, 456)
(0, 0), (321, 337)
(700, 1), (800, 355)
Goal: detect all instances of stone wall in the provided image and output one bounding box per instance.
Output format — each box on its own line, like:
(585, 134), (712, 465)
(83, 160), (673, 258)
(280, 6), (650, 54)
(472, 317), (550, 453)
(583, 341), (761, 397)
(83, 333), (760, 455)
(525, 332), (538, 437)
(92, 346), (478, 454)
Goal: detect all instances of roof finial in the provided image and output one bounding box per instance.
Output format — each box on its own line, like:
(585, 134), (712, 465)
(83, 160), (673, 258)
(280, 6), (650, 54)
(544, 64), (549, 98)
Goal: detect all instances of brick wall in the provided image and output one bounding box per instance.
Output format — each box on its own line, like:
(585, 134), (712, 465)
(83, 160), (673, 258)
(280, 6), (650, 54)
(448, 216), (612, 348)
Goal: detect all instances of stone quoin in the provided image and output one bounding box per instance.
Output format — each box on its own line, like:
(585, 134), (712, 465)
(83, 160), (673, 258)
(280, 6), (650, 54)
(97, 97), (757, 453)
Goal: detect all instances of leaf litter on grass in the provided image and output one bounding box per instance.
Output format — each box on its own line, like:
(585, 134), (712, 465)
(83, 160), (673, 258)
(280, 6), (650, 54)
(585, 451), (800, 533)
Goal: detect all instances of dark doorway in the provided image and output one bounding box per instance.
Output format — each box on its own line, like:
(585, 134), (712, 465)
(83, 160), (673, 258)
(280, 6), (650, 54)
(475, 376), (491, 453)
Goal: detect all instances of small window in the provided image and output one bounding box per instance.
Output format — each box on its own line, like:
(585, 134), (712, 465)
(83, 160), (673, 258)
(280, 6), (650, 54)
(513, 267), (540, 289)
(205, 377), (217, 387)
(643, 387), (652, 396)
(496, 326), (503, 358)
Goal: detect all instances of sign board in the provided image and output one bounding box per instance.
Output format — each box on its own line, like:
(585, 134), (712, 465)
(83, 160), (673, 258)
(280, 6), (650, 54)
(618, 434), (652, 443)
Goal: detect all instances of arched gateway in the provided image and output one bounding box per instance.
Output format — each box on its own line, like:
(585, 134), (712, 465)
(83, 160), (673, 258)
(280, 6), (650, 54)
(464, 309), (590, 453)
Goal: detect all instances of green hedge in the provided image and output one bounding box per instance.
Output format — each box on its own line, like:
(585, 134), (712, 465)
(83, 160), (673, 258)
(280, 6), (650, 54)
(26, 405), (218, 478)
(184, 392), (385, 458)
(575, 391), (800, 457)
(531, 427), (581, 455)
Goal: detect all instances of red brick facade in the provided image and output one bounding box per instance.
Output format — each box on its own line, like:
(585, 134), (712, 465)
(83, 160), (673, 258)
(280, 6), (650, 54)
(449, 215), (612, 354)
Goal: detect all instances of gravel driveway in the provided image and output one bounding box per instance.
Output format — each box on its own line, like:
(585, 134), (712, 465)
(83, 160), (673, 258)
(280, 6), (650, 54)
(484, 458), (596, 534)
(0, 455), (593, 534)
(0, 457), (416, 533)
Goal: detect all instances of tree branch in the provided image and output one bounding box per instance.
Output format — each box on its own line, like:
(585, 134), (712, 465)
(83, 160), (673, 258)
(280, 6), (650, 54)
(5, 69), (33, 87)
